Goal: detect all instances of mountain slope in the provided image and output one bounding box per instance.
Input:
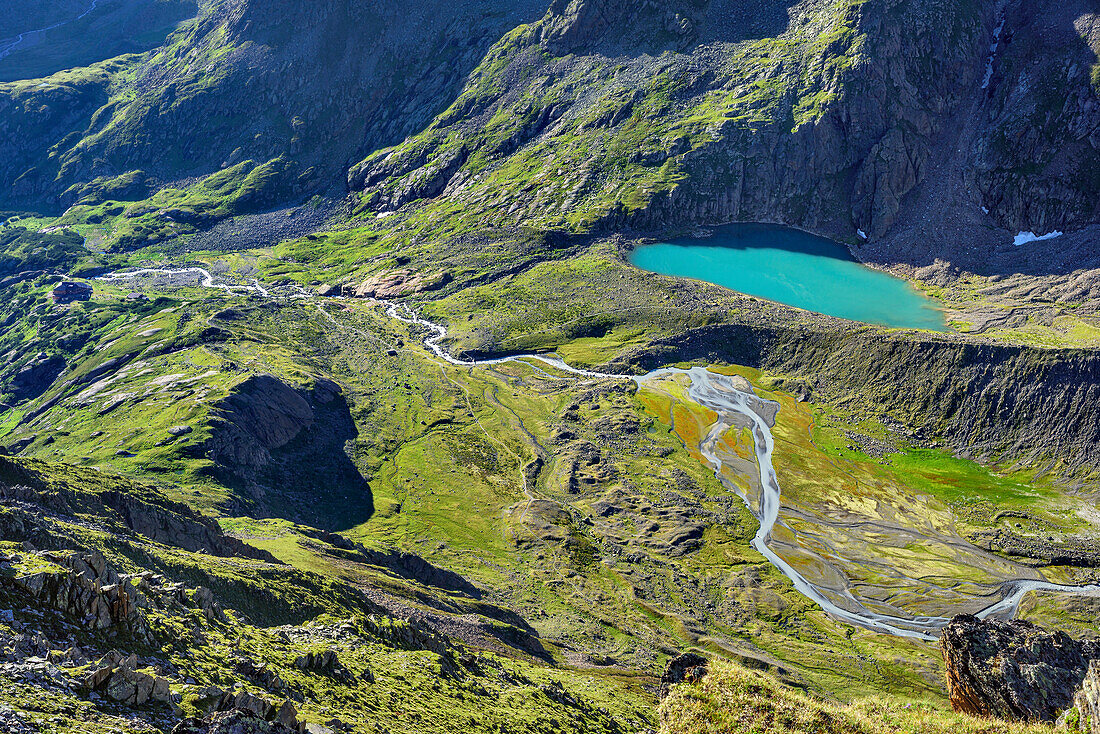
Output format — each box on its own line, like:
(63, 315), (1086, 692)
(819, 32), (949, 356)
(4, 0), (1097, 275)
(0, 0), (546, 211)
(347, 0), (1100, 273)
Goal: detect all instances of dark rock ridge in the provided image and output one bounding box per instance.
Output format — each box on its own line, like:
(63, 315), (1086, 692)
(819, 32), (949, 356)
(299, 526), (484, 599)
(623, 322), (1100, 473)
(940, 614), (1099, 722)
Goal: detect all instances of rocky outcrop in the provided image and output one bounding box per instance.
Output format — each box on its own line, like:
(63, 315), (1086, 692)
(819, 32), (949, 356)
(1, 548), (234, 648)
(346, 269), (452, 299)
(7, 353), (65, 403)
(84, 651), (174, 706)
(172, 707), (298, 734)
(1073, 661), (1100, 733)
(294, 649), (353, 683)
(660, 652), (708, 699)
(940, 614), (1099, 722)
(10, 551), (156, 645)
(176, 687), (301, 733)
(973, 2), (1100, 235)
(205, 377), (372, 530)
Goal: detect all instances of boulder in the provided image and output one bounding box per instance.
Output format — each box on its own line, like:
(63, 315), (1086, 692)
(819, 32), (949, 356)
(660, 652), (708, 699)
(84, 652), (173, 706)
(293, 649), (351, 681)
(350, 269), (451, 299)
(235, 658), (287, 692)
(191, 586), (227, 622)
(940, 614), (1099, 722)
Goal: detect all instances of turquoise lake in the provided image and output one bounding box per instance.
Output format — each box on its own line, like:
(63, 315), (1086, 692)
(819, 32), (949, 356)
(630, 224), (946, 331)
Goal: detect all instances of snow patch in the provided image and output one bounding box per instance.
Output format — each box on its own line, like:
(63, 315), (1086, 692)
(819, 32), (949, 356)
(981, 206), (989, 214)
(1014, 230), (1063, 246)
(982, 15), (1005, 90)
(857, 229), (868, 240)
(375, 211), (394, 219)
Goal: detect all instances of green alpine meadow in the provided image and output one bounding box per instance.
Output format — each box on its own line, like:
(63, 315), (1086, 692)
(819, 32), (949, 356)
(1, 1), (1099, 732)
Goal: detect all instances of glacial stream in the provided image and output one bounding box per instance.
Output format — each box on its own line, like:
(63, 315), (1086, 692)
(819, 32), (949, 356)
(383, 303), (1100, 640)
(98, 268), (1100, 639)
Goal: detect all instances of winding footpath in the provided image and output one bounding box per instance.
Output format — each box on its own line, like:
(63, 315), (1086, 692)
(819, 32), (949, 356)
(0, 1), (101, 60)
(99, 267), (1100, 639)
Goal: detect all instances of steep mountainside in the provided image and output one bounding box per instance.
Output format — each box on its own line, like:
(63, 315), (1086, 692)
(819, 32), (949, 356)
(0, 0), (545, 210)
(3, 0), (1097, 273)
(0, 0), (197, 83)
(349, 0), (1100, 271)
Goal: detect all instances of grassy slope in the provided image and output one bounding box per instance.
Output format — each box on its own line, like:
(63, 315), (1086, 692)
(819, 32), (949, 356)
(658, 660), (1056, 734)
(0, 456), (654, 734)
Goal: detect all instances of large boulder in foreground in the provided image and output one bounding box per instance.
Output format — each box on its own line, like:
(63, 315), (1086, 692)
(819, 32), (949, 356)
(1074, 661), (1100, 733)
(940, 614), (1100, 722)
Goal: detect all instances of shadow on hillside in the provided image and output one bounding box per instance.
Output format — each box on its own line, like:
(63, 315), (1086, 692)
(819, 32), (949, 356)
(207, 375), (374, 532)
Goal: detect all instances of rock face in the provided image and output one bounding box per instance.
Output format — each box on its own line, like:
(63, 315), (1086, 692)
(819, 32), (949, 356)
(940, 614), (1099, 722)
(207, 375), (316, 472)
